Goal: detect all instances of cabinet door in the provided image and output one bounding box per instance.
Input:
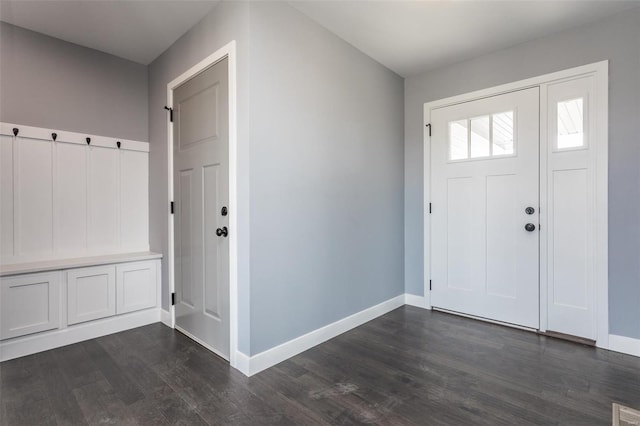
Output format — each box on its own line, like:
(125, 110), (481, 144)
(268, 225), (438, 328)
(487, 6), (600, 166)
(1, 272), (60, 340)
(116, 261), (157, 314)
(67, 265), (116, 325)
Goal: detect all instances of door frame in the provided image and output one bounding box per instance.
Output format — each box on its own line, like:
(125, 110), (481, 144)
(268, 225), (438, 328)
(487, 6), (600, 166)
(166, 41), (238, 367)
(422, 61), (609, 349)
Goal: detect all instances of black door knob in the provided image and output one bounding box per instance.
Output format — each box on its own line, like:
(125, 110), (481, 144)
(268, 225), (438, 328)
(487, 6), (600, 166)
(525, 207), (535, 215)
(525, 223), (536, 232)
(216, 226), (228, 237)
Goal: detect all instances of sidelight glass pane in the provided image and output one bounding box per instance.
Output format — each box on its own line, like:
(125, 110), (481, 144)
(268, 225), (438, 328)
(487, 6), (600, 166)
(470, 116), (490, 158)
(557, 98), (584, 149)
(492, 111), (514, 156)
(449, 120), (468, 160)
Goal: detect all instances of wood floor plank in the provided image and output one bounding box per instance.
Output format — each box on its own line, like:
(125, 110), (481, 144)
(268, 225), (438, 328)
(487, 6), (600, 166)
(81, 340), (145, 406)
(33, 351), (88, 426)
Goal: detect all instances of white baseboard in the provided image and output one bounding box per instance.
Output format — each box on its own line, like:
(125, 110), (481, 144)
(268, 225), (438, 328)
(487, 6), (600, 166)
(242, 294), (405, 376)
(608, 334), (640, 358)
(0, 308), (160, 362)
(160, 309), (173, 328)
(404, 293), (427, 308)
(234, 350), (251, 376)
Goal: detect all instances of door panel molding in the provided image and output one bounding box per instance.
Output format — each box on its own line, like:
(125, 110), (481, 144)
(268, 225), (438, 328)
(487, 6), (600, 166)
(423, 61), (608, 348)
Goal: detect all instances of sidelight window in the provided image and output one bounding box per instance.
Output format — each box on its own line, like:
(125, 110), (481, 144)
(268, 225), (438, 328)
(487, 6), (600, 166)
(557, 98), (584, 149)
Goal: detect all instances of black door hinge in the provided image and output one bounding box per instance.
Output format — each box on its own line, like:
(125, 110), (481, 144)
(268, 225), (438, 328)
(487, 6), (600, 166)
(429, 280), (432, 291)
(426, 123), (431, 137)
(429, 203), (432, 214)
(170, 201), (174, 214)
(164, 106), (174, 122)
(171, 293), (176, 306)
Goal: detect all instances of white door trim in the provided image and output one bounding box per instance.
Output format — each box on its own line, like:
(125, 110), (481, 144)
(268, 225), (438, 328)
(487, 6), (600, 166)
(166, 41), (239, 368)
(423, 61), (609, 349)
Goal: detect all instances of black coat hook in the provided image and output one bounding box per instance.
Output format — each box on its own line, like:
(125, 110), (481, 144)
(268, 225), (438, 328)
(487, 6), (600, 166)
(86, 137), (91, 145)
(116, 141), (121, 149)
(51, 133), (57, 141)
(12, 128), (18, 137)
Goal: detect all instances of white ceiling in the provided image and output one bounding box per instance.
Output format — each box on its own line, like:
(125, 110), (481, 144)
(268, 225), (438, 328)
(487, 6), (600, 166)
(291, 1), (640, 77)
(1, 1), (639, 74)
(0, 0), (219, 65)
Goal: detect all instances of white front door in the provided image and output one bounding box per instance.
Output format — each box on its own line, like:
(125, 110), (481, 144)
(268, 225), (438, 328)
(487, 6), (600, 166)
(430, 87), (540, 329)
(173, 58), (230, 359)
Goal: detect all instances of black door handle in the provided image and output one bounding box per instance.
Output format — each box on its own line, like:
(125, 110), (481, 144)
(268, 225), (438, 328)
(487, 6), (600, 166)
(216, 226), (228, 237)
(525, 223), (536, 232)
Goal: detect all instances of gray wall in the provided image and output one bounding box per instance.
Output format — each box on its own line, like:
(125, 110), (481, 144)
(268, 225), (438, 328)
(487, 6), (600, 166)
(148, 1), (404, 356)
(404, 8), (640, 339)
(248, 3), (404, 354)
(0, 22), (148, 141)
(147, 2), (252, 353)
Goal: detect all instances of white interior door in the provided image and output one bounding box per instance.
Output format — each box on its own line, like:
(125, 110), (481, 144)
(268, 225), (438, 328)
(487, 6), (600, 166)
(173, 58), (230, 359)
(430, 87), (540, 329)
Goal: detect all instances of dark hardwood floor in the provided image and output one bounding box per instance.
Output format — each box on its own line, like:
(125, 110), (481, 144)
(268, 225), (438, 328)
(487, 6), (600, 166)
(2, 306), (639, 425)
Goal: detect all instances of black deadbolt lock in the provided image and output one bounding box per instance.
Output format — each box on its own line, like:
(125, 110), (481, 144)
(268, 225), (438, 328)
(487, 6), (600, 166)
(525, 207), (535, 215)
(221, 206), (228, 216)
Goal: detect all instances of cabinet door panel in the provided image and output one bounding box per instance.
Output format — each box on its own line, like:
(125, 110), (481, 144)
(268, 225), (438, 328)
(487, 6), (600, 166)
(116, 261), (157, 314)
(1, 272), (60, 340)
(67, 265), (116, 325)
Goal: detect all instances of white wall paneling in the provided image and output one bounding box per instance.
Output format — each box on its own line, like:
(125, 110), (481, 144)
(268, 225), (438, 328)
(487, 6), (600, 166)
(0, 271), (60, 340)
(15, 135), (54, 258)
(67, 265), (116, 325)
(0, 122), (150, 264)
(88, 145), (120, 250)
(120, 150), (149, 251)
(55, 141), (87, 254)
(0, 135), (13, 258)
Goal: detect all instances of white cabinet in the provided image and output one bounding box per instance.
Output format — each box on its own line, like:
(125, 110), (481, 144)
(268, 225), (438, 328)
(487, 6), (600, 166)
(0, 255), (160, 361)
(116, 261), (157, 314)
(0, 271), (60, 340)
(67, 265), (116, 325)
